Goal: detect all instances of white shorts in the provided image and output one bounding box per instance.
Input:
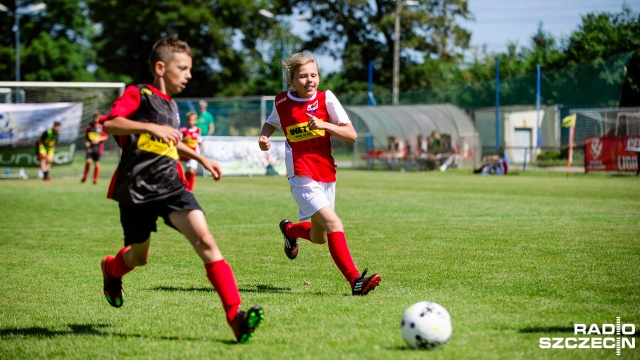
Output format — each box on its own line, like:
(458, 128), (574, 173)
(183, 159), (198, 170)
(289, 176), (336, 221)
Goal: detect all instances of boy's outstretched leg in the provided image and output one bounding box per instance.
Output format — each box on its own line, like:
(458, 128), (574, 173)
(351, 268), (382, 296)
(230, 306), (265, 344)
(326, 231), (382, 296)
(205, 259), (264, 343)
(101, 246), (135, 307)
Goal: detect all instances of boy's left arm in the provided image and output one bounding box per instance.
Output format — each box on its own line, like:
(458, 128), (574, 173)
(177, 141), (221, 180)
(307, 114), (357, 142)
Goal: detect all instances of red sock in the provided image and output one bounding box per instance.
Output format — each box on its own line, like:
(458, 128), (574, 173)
(106, 246), (135, 278)
(82, 163), (90, 180)
(186, 172), (196, 191)
(93, 164), (100, 182)
(286, 221), (311, 240)
(205, 260), (241, 324)
(327, 232), (359, 285)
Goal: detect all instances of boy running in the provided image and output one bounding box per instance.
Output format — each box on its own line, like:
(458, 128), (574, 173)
(36, 121), (61, 182)
(258, 53), (381, 296)
(179, 111), (203, 191)
(99, 35), (263, 343)
(81, 111), (108, 184)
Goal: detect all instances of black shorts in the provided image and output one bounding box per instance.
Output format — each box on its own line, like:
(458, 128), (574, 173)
(118, 190), (203, 246)
(86, 148), (101, 161)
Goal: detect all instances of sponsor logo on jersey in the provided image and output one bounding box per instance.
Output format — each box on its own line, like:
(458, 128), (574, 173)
(285, 122), (325, 142)
(140, 88), (152, 95)
(307, 100), (318, 113)
(88, 132), (102, 141)
(137, 133), (178, 159)
(183, 138), (198, 148)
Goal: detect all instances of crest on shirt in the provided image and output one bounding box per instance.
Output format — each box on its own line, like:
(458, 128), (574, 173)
(307, 100), (318, 113)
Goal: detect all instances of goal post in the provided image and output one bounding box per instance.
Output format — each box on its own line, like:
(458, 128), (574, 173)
(0, 81), (125, 178)
(572, 107), (640, 173)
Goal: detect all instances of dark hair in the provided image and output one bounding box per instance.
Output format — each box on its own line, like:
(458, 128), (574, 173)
(148, 35), (191, 74)
(53, 121), (62, 127)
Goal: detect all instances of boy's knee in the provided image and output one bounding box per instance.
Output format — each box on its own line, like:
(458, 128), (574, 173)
(310, 235), (327, 244)
(128, 253), (150, 266)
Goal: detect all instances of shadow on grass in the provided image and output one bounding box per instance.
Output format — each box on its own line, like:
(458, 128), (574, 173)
(0, 323), (235, 344)
(153, 286), (216, 293)
(152, 284), (292, 294)
(239, 284), (292, 293)
(385, 345), (420, 351)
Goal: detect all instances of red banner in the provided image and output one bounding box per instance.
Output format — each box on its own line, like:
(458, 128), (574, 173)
(585, 137), (640, 173)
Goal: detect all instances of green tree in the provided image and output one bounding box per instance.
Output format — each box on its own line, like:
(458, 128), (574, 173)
(0, 0), (97, 82)
(561, 5), (640, 106)
(89, 0), (279, 97)
(288, 0), (472, 96)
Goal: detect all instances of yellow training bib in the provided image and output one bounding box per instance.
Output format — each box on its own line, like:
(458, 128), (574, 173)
(137, 133), (179, 160)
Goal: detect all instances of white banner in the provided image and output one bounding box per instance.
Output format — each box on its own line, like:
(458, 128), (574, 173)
(0, 103), (83, 166)
(201, 136), (286, 176)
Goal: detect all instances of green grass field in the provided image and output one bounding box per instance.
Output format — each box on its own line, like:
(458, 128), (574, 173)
(1, 169), (639, 359)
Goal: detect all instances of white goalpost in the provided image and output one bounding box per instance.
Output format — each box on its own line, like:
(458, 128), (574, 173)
(0, 81), (125, 179)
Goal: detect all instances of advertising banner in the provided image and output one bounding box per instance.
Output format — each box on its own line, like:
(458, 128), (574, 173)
(0, 103), (83, 167)
(201, 136), (286, 176)
(585, 136), (639, 173)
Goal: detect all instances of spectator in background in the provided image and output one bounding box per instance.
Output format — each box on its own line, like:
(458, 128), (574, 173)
(82, 111), (108, 184)
(403, 137), (417, 171)
(474, 147), (509, 175)
(494, 146), (510, 175)
(416, 134), (429, 171)
(428, 130), (441, 156)
(385, 136), (406, 170)
(36, 121), (61, 182)
(197, 100), (215, 136)
(385, 136), (398, 169)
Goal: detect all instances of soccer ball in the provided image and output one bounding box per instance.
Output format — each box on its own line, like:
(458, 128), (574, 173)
(400, 301), (452, 349)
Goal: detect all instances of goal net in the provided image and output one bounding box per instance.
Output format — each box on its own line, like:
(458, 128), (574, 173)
(573, 107), (640, 146)
(0, 82), (124, 178)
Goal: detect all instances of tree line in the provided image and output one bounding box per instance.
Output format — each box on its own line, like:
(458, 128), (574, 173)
(0, 1), (637, 105)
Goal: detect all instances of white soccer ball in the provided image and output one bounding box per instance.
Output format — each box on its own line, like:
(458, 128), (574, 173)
(401, 301), (452, 350)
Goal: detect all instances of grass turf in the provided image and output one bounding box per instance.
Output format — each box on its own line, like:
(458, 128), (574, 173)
(0, 169), (638, 359)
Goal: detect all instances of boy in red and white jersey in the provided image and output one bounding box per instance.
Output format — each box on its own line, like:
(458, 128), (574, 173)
(258, 53), (381, 296)
(179, 111), (202, 191)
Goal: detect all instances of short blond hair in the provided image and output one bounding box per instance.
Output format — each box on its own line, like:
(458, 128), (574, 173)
(186, 111), (198, 120)
(282, 52), (319, 85)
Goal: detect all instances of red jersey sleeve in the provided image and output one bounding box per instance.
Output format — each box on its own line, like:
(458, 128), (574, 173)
(100, 85), (141, 124)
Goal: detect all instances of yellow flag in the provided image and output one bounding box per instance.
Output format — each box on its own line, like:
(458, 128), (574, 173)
(562, 113), (577, 128)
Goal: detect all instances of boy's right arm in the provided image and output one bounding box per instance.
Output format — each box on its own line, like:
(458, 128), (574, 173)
(103, 116), (181, 145)
(258, 123), (277, 151)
